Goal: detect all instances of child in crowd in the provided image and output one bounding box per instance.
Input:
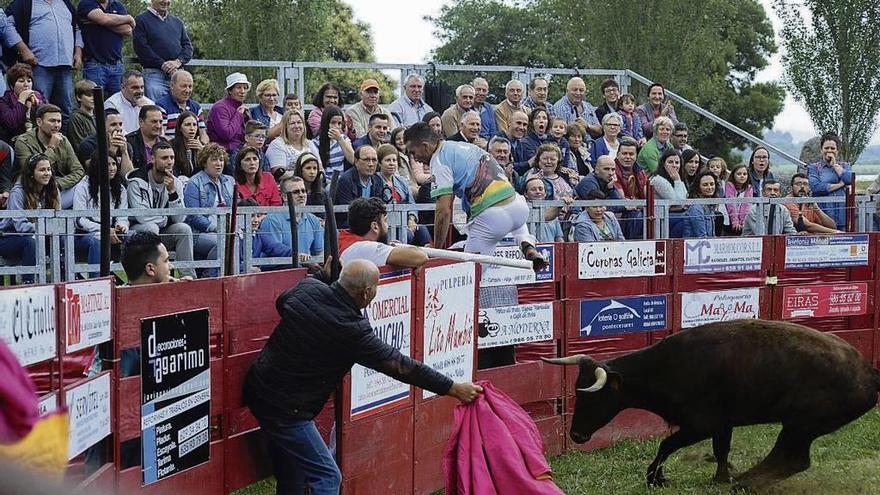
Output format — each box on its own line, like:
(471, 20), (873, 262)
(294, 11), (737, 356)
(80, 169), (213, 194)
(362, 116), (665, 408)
(68, 79), (97, 152)
(705, 157), (729, 189)
(724, 162), (753, 236)
(617, 93), (645, 145)
(283, 94), (302, 113)
(548, 117), (571, 171)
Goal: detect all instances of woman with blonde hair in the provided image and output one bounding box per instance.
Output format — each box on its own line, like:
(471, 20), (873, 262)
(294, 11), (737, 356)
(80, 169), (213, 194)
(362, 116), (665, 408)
(252, 78), (285, 139)
(266, 109), (321, 174)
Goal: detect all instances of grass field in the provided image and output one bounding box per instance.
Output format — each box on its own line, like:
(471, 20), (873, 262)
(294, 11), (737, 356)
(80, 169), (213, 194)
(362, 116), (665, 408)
(234, 407), (880, 495)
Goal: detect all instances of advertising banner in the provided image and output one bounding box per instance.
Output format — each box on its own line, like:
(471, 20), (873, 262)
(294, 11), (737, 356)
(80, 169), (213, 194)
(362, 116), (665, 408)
(66, 372), (111, 459)
(578, 241), (666, 279)
(782, 283), (869, 319)
(480, 244), (554, 287)
(477, 302), (554, 349)
(680, 288), (760, 328)
(64, 279), (112, 353)
(683, 238), (763, 274)
(579, 295), (667, 336)
(0, 286), (57, 366)
(422, 263), (476, 399)
(350, 271), (412, 420)
(140, 309), (210, 485)
(784, 235), (869, 269)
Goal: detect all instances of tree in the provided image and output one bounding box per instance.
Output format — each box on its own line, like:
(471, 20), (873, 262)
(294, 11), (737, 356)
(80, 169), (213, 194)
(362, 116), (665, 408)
(430, 0), (785, 162)
(773, 0), (880, 163)
(125, 0), (394, 105)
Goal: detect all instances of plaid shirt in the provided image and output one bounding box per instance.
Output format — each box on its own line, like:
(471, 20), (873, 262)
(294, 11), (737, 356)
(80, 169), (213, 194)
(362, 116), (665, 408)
(553, 96), (599, 126)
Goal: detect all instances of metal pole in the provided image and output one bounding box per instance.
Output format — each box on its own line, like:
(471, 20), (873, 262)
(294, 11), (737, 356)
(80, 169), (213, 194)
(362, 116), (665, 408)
(420, 247), (533, 270)
(646, 186), (655, 239)
(287, 192), (299, 268)
(324, 171), (341, 281)
(92, 86), (111, 277)
(846, 174), (856, 232)
(225, 186), (240, 275)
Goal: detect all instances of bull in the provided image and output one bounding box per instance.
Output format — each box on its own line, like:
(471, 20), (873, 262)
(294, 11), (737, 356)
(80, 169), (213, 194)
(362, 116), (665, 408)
(543, 319), (880, 488)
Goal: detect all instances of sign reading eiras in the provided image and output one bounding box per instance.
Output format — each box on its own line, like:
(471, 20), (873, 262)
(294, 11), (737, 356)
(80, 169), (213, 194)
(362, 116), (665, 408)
(350, 271), (412, 420)
(422, 262), (476, 399)
(140, 309), (210, 486)
(578, 241), (667, 279)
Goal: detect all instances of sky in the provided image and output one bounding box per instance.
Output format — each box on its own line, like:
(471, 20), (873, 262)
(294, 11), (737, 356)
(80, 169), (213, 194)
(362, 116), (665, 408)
(346, 0), (880, 146)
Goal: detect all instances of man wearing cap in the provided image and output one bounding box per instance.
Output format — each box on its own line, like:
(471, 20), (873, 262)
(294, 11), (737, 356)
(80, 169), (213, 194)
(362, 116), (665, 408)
(345, 78), (393, 138)
(207, 72), (252, 153)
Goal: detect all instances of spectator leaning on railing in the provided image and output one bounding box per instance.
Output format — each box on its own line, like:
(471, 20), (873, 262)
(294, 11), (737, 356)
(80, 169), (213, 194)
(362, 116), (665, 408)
(126, 140), (196, 279)
(807, 132), (852, 229)
(0, 153), (60, 282)
(743, 179), (796, 236)
(253, 176), (324, 265)
(523, 176), (566, 243)
(571, 189), (625, 242)
(786, 173), (839, 234)
(675, 170), (719, 239)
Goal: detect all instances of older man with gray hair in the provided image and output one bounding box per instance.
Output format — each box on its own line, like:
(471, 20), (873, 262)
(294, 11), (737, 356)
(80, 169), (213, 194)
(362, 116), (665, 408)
(494, 79), (531, 136)
(447, 111), (487, 149)
(244, 258), (483, 494)
(440, 83), (475, 138)
(389, 73), (434, 127)
(554, 76), (601, 137)
(471, 77), (497, 139)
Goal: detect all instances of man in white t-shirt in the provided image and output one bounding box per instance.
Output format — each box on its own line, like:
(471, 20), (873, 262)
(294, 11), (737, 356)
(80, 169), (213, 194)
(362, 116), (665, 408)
(338, 197), (428, 268)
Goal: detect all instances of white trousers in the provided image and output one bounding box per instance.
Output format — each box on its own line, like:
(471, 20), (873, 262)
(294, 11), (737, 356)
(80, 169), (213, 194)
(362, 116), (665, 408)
(464, 194), (536, 255)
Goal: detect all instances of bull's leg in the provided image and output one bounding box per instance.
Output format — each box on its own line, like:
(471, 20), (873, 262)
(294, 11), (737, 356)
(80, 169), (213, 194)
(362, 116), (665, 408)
(646, 429), (706, 487)
(734, 427), (813, 489)
(711, 427), (733, 483)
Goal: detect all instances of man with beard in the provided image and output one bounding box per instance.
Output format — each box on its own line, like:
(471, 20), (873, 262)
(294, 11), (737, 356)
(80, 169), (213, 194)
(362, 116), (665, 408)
(784, 173), (839, 233)
(339, 197), (428, 268)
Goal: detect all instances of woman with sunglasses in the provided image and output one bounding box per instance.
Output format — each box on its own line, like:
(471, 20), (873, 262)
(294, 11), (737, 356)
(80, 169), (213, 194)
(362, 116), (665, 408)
(376, 144), (429, 246)
(72, 149), (129, 275)
(0, 153), (60, 282)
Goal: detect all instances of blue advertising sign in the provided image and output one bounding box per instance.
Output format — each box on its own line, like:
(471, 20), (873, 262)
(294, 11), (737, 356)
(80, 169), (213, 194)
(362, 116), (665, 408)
(579, 295), (667, 337)
(535, 244), (554, 282)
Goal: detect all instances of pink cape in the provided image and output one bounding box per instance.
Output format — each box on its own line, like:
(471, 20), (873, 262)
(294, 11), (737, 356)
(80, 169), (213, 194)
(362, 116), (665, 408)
(0, 339), (39, 444)
(444, 381), (565, 495)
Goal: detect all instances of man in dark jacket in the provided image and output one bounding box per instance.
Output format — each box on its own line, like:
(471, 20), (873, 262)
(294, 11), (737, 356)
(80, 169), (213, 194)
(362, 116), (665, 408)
(244, 259), (482, 494)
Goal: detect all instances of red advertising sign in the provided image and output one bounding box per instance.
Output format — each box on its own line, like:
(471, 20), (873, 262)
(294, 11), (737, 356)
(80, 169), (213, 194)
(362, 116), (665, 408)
(781, 283), (868, 319)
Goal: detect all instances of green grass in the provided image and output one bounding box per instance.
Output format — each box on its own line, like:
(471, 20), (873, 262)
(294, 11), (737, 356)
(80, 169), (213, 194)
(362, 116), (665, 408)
(234, 408), (880, 495)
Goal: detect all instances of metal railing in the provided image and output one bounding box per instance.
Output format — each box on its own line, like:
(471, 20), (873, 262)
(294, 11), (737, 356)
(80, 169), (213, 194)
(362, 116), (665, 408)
(0, 194), (875, 284)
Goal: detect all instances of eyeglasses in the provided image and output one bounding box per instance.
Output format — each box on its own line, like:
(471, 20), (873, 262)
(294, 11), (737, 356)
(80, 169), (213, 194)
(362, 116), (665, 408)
(359, 158), (379, 163)
(605, 123), (620, 127)
(248, 134), (267, 140)
(603, 88), (619, 94)
(673, 133), (687, 138)
(262, 93), (278, 98)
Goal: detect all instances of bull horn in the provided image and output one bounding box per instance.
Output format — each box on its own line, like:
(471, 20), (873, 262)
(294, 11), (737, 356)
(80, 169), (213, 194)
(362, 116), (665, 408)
(541, 355), (587, 366)
(578, 367), (608, 393)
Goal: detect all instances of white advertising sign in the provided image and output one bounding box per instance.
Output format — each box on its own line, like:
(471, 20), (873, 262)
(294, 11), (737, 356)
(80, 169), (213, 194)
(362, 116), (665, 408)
(578, 241), (667, 279)
(38, 392), (57, 417)
(0, 285), (57, 366)
(65, 279), (113, 353)
(350, 275), (412, 420)
(66, 372), (112, 459)
(477, 302), (554, 349)
(680, 288), (761, 329)
(683, 238), (763, 273)
(422, 263), (476, 399)
(480, 245), (536, 287)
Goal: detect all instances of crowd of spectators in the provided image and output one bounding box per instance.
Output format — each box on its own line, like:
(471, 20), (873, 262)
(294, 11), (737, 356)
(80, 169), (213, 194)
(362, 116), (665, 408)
(0, 0), (856, 283)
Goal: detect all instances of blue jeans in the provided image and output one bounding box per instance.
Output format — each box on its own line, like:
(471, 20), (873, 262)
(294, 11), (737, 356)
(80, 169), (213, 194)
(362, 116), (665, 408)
(143, 68), (170, 101)
(83, 60), (124, 96)
(255, 415), (341, 495)
(193, 232), (218, 278)
(74, 233), (101, 277)
(32, 65), (73, 126)
(0, 234), (36, 283)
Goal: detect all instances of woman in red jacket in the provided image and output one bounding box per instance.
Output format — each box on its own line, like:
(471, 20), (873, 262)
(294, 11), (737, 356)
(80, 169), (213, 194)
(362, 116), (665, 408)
(235, 144), (281, 206)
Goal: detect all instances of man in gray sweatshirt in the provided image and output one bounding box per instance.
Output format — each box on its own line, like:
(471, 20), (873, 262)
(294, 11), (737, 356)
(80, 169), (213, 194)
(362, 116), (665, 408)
(126, 140), (196, 278)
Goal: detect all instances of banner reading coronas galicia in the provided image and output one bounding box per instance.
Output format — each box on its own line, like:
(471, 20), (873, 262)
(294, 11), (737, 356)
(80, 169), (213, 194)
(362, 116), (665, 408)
(140, 309), (210, 486)
(578, 241), (667, 279)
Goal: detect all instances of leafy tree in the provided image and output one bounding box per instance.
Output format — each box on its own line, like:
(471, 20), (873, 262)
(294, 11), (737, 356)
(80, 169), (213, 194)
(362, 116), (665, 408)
(773, 0), (880, 163)
(124, 0), (394, 105)
(430, 0), (785, 162)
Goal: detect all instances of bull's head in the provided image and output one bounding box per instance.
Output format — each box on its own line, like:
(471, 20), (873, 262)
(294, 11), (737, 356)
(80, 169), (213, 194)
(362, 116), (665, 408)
(542, 354), (623, 444)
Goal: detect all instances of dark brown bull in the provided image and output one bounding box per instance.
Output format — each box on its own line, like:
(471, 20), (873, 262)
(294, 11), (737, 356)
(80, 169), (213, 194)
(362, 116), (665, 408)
(543, 319), (880, 488)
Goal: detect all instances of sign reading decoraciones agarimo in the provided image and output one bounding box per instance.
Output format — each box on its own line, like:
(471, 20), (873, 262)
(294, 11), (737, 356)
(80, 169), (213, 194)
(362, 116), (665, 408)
(422, 262), (476, 399)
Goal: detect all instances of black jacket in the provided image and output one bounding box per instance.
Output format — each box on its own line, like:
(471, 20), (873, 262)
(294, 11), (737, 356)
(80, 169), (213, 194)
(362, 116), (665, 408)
(243, 275), (453, 420)
(126, 131), (168, 170)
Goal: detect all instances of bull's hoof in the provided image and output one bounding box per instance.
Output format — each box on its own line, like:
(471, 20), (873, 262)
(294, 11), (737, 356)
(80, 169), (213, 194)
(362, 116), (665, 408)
(713, 473), (732, 484)
(646, 467), (668, 487)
